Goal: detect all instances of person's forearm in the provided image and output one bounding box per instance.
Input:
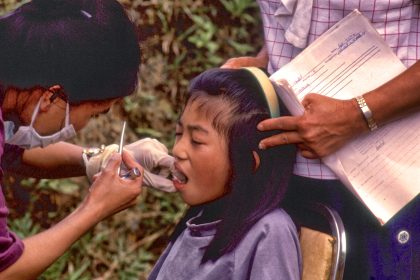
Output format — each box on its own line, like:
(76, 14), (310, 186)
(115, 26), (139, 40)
(257, 61), (420, 158)
(0, 146), (143, 279)
(0, 202), (101, 280)
(363, 60), (420, 127)
(20, 142), (85, 178)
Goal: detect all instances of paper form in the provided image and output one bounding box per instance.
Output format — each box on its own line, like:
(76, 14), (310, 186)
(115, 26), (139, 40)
(269, 10), (420, 224)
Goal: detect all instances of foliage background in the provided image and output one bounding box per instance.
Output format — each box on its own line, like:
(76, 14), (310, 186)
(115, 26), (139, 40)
(0, 0), (263, 278)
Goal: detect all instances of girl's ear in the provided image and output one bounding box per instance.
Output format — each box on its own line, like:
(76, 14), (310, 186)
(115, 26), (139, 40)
(252, 150), (261, 172)
(39, 85), (62, 112)
(39, 88), (54, 112)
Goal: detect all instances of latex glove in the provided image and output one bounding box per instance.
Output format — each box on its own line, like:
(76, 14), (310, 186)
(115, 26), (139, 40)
(124, 138), (175, 192)
(85, 144), (119, 182)
(85, 139), (175, 192)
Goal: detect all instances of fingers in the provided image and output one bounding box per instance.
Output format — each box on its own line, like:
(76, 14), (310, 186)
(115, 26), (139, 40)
(102, 153), (122, 174)
(297, 143), (317, 158)
(220, 57), (259, 69)
(257, 116), (299, 131)
(125, 138), (168, 153)
(257, 116), (304, 149)
(124, 138), (170, 172)
(100, 151), (144, 182)
(143, 171), (176, 192)
(299, 149), (319, 159)
(259, 132), (301, 149)
(220, 58), (242, 69)
(150, 138), (168, 152)
(301, 93), (320, 112)
(157, 155), (175, 168)
(86, 151), (144, 220)
(122, 150), (141, 170)
(122, 151), (144, 181)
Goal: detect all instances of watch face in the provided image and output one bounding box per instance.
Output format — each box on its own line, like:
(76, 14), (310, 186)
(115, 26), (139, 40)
(83, 145), (106, 158)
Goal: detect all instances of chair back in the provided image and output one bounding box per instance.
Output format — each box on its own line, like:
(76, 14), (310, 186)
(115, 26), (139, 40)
(292, 203), (346, 280)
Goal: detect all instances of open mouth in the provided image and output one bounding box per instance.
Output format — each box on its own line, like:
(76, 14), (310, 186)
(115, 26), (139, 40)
(171, 167), (188, 184)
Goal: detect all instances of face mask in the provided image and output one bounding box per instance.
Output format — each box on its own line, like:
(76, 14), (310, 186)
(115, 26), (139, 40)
(5, 99), (76, 149)
(4, 120), (15, 142)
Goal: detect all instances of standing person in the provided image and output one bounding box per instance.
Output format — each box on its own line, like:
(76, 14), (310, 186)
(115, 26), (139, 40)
(0, 0), (170, 278)
(148, 68), (301, 279)
(222, 1), (420, 279)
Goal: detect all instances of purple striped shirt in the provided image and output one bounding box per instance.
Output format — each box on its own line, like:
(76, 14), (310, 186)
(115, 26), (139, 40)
(258, 0), (420, 179)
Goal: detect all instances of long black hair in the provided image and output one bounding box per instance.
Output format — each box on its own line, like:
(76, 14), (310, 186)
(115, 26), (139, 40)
(0, 0), (140, 103)
(171, 68), (296, 262)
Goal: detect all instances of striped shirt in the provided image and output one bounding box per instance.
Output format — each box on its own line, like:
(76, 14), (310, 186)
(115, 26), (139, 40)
(258, 0), (420, 179)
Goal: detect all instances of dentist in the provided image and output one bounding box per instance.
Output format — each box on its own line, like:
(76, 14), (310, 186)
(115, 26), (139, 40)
(0, 0), (172, 278)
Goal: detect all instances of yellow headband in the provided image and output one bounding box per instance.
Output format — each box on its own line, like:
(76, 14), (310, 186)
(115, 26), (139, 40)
(241, 67), (280, 118)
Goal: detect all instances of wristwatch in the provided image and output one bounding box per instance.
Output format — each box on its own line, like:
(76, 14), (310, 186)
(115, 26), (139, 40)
(82, 144), (105, 165)
(355, 95), (378, 131)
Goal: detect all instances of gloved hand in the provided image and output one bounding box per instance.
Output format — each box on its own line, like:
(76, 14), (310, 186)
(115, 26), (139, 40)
(124, 138), (175, 192)
(85, 138), (175, 192)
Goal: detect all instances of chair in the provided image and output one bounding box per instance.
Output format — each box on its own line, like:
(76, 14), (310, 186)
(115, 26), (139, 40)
(291, 203), (346, 280)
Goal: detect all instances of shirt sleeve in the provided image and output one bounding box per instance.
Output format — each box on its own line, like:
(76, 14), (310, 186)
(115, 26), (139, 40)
(0, 187), (24, 271)
(0, 119), (25, 271)
(1, 144), (24, 174)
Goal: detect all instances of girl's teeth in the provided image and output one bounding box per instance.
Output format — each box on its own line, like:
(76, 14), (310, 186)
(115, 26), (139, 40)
(172, 169), (187, 184)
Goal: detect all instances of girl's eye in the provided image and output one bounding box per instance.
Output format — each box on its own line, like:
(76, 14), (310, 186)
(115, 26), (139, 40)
(191, 139), (202, 145)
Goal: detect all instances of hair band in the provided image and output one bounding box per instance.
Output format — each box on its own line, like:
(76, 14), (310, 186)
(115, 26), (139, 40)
(241, 67), (280, 118)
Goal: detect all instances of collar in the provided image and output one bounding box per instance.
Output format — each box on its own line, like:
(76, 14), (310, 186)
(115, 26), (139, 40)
(186, 211), (221, 237)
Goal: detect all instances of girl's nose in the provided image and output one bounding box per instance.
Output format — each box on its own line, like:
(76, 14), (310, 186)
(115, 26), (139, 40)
(172, 138), (187, 161)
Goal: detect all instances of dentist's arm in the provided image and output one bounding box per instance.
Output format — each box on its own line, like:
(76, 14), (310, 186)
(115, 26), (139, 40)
(0, 152), (143, 280)
(4, 142), (85, 178)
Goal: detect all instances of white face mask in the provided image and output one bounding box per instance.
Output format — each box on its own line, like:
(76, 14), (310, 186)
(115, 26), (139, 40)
(5, 99), (76, 149)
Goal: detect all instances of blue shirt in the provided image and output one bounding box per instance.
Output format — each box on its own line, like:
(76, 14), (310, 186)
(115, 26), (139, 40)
(149, 208), (302, 280)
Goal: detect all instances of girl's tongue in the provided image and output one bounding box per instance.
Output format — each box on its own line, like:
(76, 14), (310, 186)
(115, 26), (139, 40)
(171, 168), (188, 184)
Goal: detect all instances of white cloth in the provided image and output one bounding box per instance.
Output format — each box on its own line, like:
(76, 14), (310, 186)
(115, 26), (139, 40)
(274, 0), (314, 48)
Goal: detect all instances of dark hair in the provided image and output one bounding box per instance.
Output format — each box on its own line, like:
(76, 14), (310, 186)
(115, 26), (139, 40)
(0, 0), (140, 103)
(171, 68), (296, 262)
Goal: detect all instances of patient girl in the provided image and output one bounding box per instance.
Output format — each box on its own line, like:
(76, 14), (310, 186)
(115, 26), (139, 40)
(149, 68), (302, 279)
